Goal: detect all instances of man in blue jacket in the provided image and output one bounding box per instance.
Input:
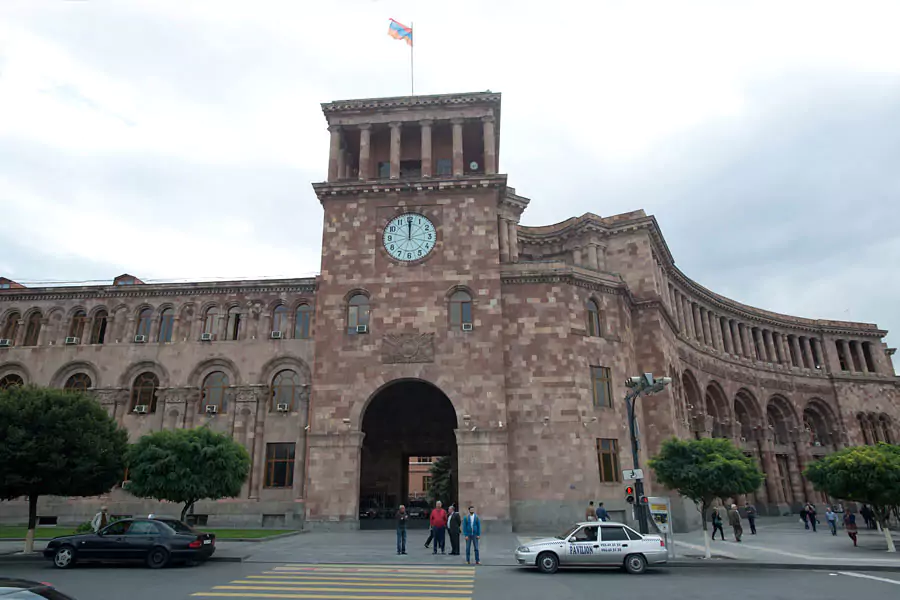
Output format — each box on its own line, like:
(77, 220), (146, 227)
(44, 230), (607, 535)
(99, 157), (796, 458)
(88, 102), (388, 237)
(462, 505), (481, 565)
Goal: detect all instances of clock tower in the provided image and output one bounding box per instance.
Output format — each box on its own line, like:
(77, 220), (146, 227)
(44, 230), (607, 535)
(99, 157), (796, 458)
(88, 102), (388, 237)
(305, 92), (520, 531)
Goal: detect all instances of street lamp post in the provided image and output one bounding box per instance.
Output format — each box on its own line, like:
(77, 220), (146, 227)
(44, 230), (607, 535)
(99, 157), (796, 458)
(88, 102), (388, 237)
(624, 373), (672, 534)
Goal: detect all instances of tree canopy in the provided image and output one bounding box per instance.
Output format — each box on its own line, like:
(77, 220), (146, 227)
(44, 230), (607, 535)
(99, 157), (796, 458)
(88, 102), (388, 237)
(805, 443), (900, 552)
(126, 426), (251, 520)
(428, 456), (452, 506)
(0, 385), (128, 552)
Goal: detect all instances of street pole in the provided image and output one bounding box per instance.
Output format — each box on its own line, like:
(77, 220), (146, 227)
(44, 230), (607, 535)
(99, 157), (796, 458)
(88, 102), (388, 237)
(626, 389), (648, 534)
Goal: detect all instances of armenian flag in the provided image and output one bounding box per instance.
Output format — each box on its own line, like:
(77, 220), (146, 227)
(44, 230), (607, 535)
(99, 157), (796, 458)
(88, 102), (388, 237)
(388, 18), (413, 46)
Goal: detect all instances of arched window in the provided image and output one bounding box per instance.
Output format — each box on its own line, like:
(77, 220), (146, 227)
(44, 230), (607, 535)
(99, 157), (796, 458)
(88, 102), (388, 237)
(586, 299), (601, 337)
(449, 291), (473, 330)
(272, 305), (288, 334)
(881, 416), (894, 444)
(0, 374), (24, 390)
(203, 307), (220, 337)
(1, 312), (20, 342)
(130, 372), (159, 413)
(23, 312), (42, 346)
(90, 310), (108, 344)
(294, 305), (312, 339)
(201, 371), (229, 413)
(158, 308), (175, 343)
(69, 310), (87, 340)
(858, 413), (871, 445)
(225, 307), (241, 341)
(135, 308), (152, 339)
(347, 294), (370, 334)
(64, 373), (92, 391)
(270, 370), (301, 411)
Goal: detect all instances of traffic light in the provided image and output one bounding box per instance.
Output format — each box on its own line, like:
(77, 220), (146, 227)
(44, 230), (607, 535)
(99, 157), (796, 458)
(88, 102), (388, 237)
(639, 496), (649, 505)
(625, 485), (635, 504)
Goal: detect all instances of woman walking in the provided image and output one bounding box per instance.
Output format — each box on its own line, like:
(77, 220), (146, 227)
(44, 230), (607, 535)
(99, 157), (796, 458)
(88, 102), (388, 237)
(844, 512), (859, 547)
(711, 507), (726, 541)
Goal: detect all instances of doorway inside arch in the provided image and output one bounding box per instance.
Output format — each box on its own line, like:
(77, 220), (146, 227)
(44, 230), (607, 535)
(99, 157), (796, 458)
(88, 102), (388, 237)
(359, 380), (458, 530)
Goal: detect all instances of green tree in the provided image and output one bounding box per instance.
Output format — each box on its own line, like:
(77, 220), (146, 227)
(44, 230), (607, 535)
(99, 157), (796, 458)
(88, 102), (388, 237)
(649, 437), (764, 558)
(126, 427), (251, 521)
(428, 456), (452, 506)
(0, 385), (128, 553)
(805, 443), (900, 553)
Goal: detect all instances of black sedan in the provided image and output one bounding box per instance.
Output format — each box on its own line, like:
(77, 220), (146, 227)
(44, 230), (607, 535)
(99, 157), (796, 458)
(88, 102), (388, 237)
(43, 518), (215, 569)
(0, 578), (77, 599)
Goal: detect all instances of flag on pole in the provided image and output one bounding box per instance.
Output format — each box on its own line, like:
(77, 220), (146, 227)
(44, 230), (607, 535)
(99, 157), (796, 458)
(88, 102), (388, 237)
(388, 18), (413, 46)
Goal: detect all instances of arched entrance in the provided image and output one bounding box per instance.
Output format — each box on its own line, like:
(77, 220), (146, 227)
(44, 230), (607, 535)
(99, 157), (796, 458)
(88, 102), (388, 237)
(359, 379), (458, 530)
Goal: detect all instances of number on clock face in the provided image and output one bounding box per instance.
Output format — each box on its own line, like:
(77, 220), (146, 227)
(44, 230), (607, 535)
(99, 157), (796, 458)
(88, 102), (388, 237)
(383, 212), (436, 262)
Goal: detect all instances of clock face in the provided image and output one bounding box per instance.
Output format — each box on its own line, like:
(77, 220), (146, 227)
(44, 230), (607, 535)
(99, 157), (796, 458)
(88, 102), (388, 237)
(382, 212), (437, 262)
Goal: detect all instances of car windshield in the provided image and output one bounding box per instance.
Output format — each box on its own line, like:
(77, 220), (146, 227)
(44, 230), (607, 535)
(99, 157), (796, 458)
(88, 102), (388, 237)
(556, 525), (580, 540)
(156, 519), (196, 534)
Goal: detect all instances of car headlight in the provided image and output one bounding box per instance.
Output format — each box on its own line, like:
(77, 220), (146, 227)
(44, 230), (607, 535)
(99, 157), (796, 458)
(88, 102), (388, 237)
(517, 546), (531, 552)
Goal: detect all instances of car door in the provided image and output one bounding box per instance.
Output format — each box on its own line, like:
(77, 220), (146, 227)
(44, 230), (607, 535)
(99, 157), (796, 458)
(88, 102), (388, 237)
(94, 520), (132, 559)
(122, 521), (162, 559)
(565, 525), (600, 564)
(596, 525), (630, 564)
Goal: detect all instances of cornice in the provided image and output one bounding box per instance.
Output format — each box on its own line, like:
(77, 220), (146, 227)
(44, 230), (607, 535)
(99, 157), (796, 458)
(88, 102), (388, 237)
(321, 92), (501, 114)
(500, 262), (630, 300)
(0, 279), (318, 302)
(312, 175), (507, 201)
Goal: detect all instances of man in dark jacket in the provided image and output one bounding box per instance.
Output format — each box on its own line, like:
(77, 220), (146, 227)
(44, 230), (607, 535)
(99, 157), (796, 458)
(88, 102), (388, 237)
(447, 505), (461, 555)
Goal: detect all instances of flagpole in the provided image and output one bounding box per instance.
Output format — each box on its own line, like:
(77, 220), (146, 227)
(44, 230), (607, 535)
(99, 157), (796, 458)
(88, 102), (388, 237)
(410, 21), (415, 96)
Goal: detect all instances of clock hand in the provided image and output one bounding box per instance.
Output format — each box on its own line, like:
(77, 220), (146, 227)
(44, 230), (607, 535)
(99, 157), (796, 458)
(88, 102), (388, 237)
(408, 220), (412, 242)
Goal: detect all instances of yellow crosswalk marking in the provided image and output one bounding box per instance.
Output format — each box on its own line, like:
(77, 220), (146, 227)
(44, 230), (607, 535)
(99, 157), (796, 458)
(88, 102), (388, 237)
(194, 595), (467, 600)
(273, 567), (473, 575)
(237, 580), (473, 588)
(295, 564), (474, 571)
(214, 586), (472, 594)
(262, 572), (473, 580)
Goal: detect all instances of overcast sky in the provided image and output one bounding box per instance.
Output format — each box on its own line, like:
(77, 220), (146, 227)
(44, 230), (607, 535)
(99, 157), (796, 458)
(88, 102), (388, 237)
(1, 0), (898, 367)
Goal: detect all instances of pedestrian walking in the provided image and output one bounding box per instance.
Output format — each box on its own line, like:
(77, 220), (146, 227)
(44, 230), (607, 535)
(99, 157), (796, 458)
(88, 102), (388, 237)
(711, 507), (725, 541)
(447, 505), (461, 555)
(463, 505), (482, 565)
(585, 501), (597, 521)
(799, 505), (809, 529)
(424, 525), (433, 549)
(429, 500), (447, 555)
(744, 502), (757, 535)
(90, 505), (110, 532)
(826, 507), (838, 536)
(595, 502), (610, 522)
(728, 504), (743, 542)
(396, 505), (409, 554)
(844, 512), (859, 547)
(860, 505), (874, 529)
(805, 502), (818, 532)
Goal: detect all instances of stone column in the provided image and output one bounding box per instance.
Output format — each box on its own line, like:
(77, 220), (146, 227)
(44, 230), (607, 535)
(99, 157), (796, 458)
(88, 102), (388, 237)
(482, 115), (497, 174)
(498, 217), (510, 263)
(587, 244), (599, 270)
(149, 316), (161, 343)
(762, 330), (775, 363)
(723, 318), (734, 354)
(336, 146), (346, 180)
(712, 315), (724, 351)
(760, 436), (785, 506)
(788, 335), (800, 368)
(742, 324), (754, 358)
(811, 337), (825, 370)
(701, 308), (712, 347)
(357, 124), (371, 180)
(753, 328), (766, 362)
(389, 122), (401, 179)
(36, 318), (50, 346)
(327, 125), (342, 181)
(508, 221), (519, 263)
(692, 304), (702, 342)
(672, 291), (683, 333)
(837, 339), (851, 371)
(683, 298), (695, 339)
(12, 318), (25, 346)
(771, 332), (783, 364)
(455, 428), (512, 530)
(451, 118), (464, 176)
(572, 247), (583, 267)
(81, 316), (94, 344)
(420, 119), (433, 177)
(852, 341), (869, 373)
(781, 334), (792, 367)
(798, 337), (812, 369)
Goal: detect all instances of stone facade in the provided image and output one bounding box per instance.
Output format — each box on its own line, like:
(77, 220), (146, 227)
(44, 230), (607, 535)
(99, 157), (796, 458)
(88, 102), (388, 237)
(1, 92), (898, 532)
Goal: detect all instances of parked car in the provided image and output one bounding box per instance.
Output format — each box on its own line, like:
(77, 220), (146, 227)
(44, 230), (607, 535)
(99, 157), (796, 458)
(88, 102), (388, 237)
(407, 501), (430, 519)
(43, 518), (215, 569)
(514, 521), (667, 574)
(0, 578), (78, 599)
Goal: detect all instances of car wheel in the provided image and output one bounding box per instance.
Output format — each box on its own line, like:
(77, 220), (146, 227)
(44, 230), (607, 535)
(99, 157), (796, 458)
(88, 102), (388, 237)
(624, 553), (647, 574)
(146, 547), (170, 569)
(536, 551), (559, 574)
(53, 546), (76, 569)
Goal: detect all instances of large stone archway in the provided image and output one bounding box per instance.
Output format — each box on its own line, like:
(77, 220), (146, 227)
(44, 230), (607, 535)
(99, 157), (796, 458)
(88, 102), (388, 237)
(358, 379), (458, 529)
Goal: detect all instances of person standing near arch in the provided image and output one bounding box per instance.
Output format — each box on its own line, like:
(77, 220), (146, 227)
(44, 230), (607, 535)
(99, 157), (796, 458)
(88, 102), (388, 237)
(429, 500), (447, 555)
(463, 505), (481, 565)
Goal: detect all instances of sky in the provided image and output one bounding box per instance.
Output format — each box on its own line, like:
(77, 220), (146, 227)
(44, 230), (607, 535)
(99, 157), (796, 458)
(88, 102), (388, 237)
(0, 0), (898, 367)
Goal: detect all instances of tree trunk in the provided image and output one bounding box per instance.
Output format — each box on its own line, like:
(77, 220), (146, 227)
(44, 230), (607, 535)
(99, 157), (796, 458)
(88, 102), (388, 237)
(879, 514), (896, 553)
(24, 495), (38, 554)
(181, 500), (195, 522)
(701, 501), (711, 559)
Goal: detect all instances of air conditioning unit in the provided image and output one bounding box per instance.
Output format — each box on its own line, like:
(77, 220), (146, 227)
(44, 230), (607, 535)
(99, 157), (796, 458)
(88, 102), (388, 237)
(356, 324), (368, 334)
(814, 441), (822, 447)
(200, 332), (214, 342)
(461, 323), (474, 332)
(64, 336), (80, 345)
(134, 405), (148, 414)
(205, 404), (218, 415)
(740, 436), (747, 443)
(133, 335), (147, 343)
(276, 403), (290, 412)
(270, 331), (283, 339)
(0, 339), (11, 347)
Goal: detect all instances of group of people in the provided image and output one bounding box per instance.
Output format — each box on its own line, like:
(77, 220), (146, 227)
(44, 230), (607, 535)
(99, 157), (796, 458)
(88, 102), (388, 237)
(395, 501), (483, 565)
(710, 503), (757, 542)
(803, 502), (866, 547)
(584, 501), (610, 522)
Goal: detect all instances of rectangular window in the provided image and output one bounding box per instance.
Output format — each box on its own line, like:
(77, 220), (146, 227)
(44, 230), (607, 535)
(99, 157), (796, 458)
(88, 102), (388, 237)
(436, 158), (452, 175)
(596, 439), (621, 483)
(90, 316), (108, 344)
(378, 161), (390, 179)
(591, 366), (612, 408)
(348, 305), (370, 332)
(422, 476), (433, 492)
(159, 314), (174, 343)
(295, 310), (311, 339)
(264, 443), (295, 488)
(417, 456), (432, 463)
(399, 160), (421, 178)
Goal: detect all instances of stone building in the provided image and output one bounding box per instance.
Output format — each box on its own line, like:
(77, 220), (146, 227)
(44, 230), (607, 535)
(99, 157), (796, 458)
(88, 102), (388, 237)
(1, 91), (898, 532)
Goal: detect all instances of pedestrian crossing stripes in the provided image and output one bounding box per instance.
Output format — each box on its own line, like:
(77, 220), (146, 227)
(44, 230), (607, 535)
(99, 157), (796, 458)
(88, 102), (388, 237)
(192, 563), (477, 599)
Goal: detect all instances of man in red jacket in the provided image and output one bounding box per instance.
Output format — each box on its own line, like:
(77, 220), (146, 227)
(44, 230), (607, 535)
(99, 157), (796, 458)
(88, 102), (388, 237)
(429, 500), (448, 554)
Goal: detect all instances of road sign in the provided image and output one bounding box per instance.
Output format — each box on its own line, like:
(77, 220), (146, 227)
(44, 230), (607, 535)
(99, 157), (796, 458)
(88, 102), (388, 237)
(622, 468), (644, 480)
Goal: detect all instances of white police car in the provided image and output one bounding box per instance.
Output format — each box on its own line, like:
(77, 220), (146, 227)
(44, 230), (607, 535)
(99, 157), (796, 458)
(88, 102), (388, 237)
(515, 521), (667, 574)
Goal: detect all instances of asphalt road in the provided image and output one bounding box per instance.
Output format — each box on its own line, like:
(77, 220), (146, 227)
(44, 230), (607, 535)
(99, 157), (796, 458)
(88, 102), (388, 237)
(1, 561), (899, 600)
